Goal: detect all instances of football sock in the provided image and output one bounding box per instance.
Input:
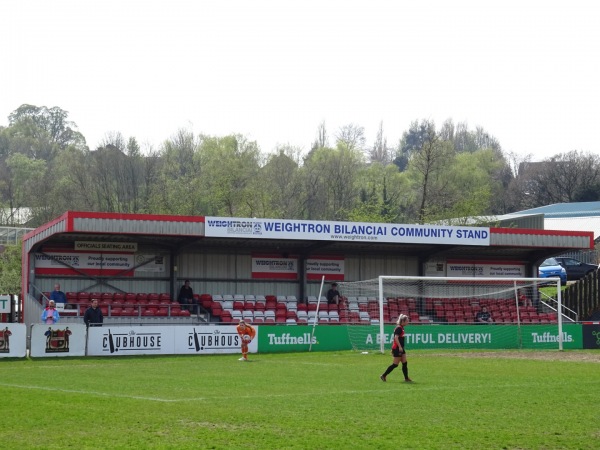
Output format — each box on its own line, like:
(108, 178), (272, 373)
(383, 363), (398, 377)
(402, 362), (408, 379)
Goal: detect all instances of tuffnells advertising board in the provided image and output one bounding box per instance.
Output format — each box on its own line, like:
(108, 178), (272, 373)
(255, 324), (582, 353)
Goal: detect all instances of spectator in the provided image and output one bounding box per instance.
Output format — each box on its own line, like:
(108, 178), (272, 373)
(41, 300), (60, 324)
(49, 283), (67, 308)
(475, 306), (493, 323)
(236, 320), (256, 361)
(178, 280), (198, 314)
(518, 290), (532, 307)
(380, 314), (413, 382)
(84, 298), (104, 327)
(326, 282), (341, 305)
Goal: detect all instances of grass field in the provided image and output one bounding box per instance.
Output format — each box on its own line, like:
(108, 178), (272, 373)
(1, 350), (599, 449)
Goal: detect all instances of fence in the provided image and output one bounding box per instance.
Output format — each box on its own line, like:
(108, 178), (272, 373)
(563, 270), (600, 320)
(558, 249), (599, 265)
(0, 226), (33, 245)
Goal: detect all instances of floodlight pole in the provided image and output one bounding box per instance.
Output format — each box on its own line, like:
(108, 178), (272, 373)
(309, 276), (326, 352)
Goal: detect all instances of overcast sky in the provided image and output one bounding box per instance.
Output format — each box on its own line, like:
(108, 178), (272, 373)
(1, 0), (598, 161)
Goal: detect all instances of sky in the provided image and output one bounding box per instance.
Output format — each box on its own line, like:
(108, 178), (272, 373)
(1, 0), (599, 161)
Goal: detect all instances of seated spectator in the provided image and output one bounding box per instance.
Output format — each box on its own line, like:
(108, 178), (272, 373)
(50, 283), (67, 308)
(178, 280), (198, 314)
(475, 306), (493, 324)
(518, 291), (532, 307)
(326, 282), (341, 305)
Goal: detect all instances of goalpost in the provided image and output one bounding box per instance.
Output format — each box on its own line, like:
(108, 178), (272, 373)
(337, 276), (564, 353)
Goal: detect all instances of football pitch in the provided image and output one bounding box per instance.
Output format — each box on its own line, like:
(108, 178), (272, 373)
(1, 350), (599, 449)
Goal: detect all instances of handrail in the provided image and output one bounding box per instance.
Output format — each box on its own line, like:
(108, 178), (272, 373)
(539, 297), (578, 322)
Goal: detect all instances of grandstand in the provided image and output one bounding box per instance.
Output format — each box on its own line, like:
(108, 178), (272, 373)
(20, 211), (594, 328)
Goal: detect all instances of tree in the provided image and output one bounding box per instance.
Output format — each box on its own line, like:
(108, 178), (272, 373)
(311, 121), (329, 151)
(394, 120), (434, 173)
(348, 162), (410, 223)
(425, 150), (501, 224)
(149, 129), (204, 215)
(258, 146), (304, 218)
(370, 121), (391, 165)
(0, 154), (47, 224)
(335, 123), (365, 152)
(515, 151), (600, 207)
(0, 244), (21, 294)
(301, 145), (364, 220)
(8, 104), (86, 158)
(403, 120), (454, 223)
(197, 134), (261, 216)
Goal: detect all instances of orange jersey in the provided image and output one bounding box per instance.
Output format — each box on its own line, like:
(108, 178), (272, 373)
(236, 324), (256, 339)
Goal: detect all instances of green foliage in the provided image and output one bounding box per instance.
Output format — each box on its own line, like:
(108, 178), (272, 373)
(198, 134), (261, 216)
(0, 351), (598, 448)
(347, 163), (410, 223)
(0, 244), (21, 294)
(252, 148), (303, 218)
(2, 154), (47, 217)
(421, 150), (500, 224)
(3, 103), (600, 225)
(301, 145), (364, 220)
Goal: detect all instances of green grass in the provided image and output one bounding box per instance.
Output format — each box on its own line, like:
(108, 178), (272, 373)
(1, 351), (599, 449)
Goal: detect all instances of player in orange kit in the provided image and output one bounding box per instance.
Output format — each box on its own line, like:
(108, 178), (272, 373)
(236, 320), (256, 361)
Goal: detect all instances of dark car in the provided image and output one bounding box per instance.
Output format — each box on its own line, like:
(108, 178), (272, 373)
(554, 257), (598, 281)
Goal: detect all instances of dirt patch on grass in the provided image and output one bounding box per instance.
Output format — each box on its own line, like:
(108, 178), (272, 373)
(430, 350), (600, 363)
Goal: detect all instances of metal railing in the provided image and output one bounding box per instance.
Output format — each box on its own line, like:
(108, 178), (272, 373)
(0, 226), (33, 245)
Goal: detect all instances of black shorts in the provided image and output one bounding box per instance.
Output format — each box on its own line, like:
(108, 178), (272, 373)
(391, 347), (406, 357)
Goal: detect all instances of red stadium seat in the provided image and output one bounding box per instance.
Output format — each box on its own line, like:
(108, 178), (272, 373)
(233, 301), (244, 311)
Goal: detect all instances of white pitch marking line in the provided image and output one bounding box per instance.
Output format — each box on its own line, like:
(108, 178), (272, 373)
(3, 381), (557, 404)
(0, 383), (181, 403)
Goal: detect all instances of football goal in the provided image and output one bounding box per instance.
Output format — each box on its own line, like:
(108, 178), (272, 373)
(337, 276), (564, 353)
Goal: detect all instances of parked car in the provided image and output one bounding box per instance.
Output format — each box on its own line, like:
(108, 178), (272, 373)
(554, 257), (598, 281)
(538, 258), (567, 284)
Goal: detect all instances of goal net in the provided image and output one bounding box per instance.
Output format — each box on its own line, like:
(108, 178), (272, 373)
(337, 276), (564, 353)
